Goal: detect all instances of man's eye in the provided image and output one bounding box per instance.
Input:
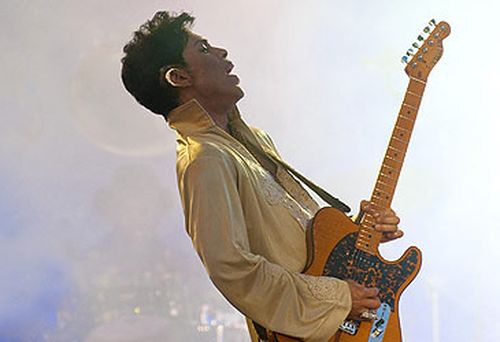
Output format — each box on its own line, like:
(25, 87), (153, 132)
(200, 42), (210, 53)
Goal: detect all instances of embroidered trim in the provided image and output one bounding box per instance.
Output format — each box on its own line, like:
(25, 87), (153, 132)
(275, 166), (320, 216)
(298, 274), (340, 303)
(260, 170), (313, 228)
(227, 139), (314, 229)
(235, 149), (312, 228)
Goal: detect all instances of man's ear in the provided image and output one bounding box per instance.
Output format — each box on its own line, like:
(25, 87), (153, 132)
(163, 67), (191, 88)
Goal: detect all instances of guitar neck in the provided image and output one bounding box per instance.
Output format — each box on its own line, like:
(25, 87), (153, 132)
(356, 77), (427, 254)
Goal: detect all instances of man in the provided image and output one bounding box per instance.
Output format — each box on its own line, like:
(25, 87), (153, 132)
(121, 11), (403, 341)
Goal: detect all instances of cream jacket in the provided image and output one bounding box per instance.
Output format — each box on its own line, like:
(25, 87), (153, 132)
(169, 99), (351, 341)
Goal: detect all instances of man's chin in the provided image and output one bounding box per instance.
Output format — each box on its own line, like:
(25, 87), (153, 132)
(234, 86), (245, 102)
(226, 86), (244, 106)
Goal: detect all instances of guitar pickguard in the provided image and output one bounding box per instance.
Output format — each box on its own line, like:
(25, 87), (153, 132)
(322, 232), (420, 310)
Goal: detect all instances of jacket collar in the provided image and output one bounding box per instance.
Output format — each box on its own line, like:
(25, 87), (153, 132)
(167, 98), (242, 136)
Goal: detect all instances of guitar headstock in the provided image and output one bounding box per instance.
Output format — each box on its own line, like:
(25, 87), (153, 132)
(402, 19), (450, 82)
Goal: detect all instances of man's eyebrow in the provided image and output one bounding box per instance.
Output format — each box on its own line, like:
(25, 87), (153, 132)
(195, 39), (209, 46)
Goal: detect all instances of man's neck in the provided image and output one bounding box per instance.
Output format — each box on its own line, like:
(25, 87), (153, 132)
(203, 104), (231, 133)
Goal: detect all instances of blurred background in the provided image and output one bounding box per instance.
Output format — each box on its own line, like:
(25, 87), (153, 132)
(1, 1), (498, 341)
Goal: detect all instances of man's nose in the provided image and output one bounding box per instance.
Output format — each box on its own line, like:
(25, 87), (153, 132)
(214, 47), (228, 59)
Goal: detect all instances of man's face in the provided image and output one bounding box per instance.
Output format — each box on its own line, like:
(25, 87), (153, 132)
(181, 32), (244, 105)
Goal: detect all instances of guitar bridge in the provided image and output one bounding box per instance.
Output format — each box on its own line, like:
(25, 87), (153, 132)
(339, 302), (391, 339)
(339, 319), (359, 335)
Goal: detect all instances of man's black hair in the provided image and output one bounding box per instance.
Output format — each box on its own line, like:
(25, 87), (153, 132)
(121, 11), (195, 118)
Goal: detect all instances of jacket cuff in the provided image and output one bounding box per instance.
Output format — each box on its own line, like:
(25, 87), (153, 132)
(298, 275), (352, 341)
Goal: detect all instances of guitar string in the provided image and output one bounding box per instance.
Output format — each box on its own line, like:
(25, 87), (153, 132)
(349, 79), (430, 313)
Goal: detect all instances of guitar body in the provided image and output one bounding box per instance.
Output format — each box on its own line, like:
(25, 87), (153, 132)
(271, 208), (421, 342)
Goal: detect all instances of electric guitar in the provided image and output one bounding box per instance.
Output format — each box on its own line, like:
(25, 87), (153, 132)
(269, 19), (450, 342)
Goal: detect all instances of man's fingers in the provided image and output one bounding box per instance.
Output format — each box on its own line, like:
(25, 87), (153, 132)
(348, 280), (379, 297)
(346, 280), (383, 320)
(363, 286), (379, 297)
(386, 230), (404, 237)
(380, 230), (404, 242)
(362, 203), (400, 224)
(362, 297), (381, 310)
(375, 214), (400, 225)
(375, 224), (400, 233)
(360, 200), (373, 213)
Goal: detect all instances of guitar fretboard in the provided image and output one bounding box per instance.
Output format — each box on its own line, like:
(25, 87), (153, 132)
(356, 77), (427, 254)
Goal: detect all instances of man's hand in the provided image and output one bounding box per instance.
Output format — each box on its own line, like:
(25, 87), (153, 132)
(346, 280), (381, 320)
(360, 200), (404, 243)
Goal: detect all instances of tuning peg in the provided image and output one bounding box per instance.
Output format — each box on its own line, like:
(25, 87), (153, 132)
(423, 26), (430, 33)
(417, 35), (424, 41)
(401, 55), (409, 64)
(412, 42), (419, 49)
(406, 48), (415, 56)
(429, 19), (436, 26)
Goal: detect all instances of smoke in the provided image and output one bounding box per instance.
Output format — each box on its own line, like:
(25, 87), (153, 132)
(0, 1), (499, 341)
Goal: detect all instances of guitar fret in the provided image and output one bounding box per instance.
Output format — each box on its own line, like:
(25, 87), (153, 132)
(389, 139), (407, 151)
(359, 232), (374, 239)
(374, 191), (392, 201)
(369, 202), (383, 210)
(388, 145), (405, 154)
(361, 225), (374, 232)
(385, 155), (403, 164)
(380, 165), (400, 180)
(381, 158), (401, 170)
(385, 153), (404, 163)
(407, 91), (422, 98)
(395, 125), (411, 132)
(402, 103), (418, 110)
(375, 179), (395, 190)
(396, 116), (415, 130)
(386, 147), (406, 165)
(362, 220), (375, 228)
(399, 114), (415, 121)
(391, 136), (408, 144)
(359, 226), (374, 233)
(374, 188), (392, 197)
(381, 164), (400, 174)
(374, 187), (395, 199)
(375, 184), (394, 193)
(410, 76), (427, 85)
(371, 198), (388, 209)
(358, 231), (374, 238)
(363, 214), (376, 223)
(358, 227), (373, 234)
(403, 92), (422, 108)
(402, 107), (417, 118)
(382, 163), (399, 172)
(373, 193), (392, 203)
(379, 173), (397, 184)
(380, 171), (397, 179)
